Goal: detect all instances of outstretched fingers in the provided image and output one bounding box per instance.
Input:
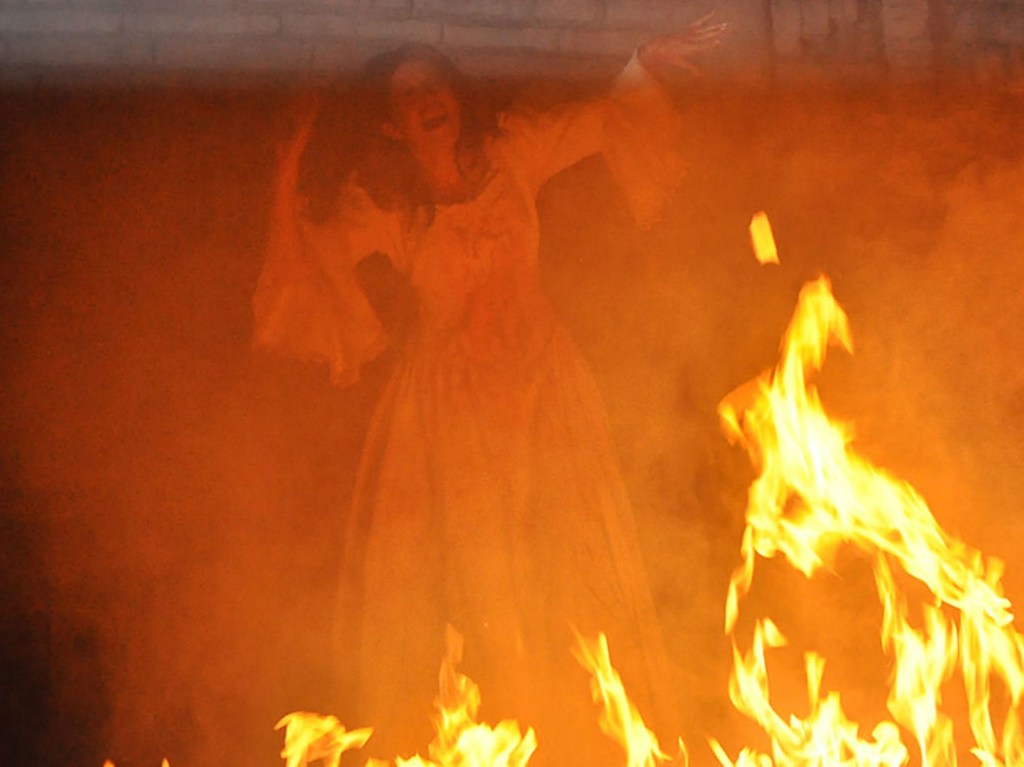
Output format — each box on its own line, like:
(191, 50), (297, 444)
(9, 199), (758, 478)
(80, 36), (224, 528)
(637, 15), (728, 80)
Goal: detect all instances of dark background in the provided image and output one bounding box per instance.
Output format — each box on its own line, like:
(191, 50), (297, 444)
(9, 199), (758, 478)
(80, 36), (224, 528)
(2, 79), (1024, 766)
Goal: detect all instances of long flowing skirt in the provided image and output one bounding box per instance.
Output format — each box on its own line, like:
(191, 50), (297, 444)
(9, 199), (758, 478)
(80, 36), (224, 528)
(333, 324), (677, 765)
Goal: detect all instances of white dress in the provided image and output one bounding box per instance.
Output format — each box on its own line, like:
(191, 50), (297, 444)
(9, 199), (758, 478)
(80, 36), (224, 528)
(254, 57), (685, 765)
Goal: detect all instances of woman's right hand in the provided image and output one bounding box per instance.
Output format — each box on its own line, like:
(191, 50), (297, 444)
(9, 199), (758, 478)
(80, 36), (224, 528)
(269, 91), (322, 277)
(274, 90), (321, 199)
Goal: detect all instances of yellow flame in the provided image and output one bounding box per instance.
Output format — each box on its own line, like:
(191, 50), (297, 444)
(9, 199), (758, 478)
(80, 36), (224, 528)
(280, 626), (536, 767)
(749, 212), (779, 265)
(573, 630), (685, 767)
(276, 711), (373, 767)
(712, 617), (908, 767)
(718, 275), (1024, 766)
(273, 629), (678, 767)
(404, 626), (537, 767)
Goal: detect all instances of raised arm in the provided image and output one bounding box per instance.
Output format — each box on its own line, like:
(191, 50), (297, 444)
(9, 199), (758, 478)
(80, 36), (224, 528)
(634, 14), (727, 83)
(495, 16), (726, 226)
(253, 96), (397, 386)
(607, 15), (726, 226)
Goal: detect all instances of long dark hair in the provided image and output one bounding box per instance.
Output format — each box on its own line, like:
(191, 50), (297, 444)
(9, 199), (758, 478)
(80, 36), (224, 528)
(299, 45), (504, 225)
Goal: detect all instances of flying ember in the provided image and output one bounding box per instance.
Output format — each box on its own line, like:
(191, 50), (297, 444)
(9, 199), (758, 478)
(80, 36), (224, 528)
(749, 212), (779, 266)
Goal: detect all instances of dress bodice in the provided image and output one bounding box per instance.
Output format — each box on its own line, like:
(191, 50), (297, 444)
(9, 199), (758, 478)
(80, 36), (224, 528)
(403, 159), (554, 365)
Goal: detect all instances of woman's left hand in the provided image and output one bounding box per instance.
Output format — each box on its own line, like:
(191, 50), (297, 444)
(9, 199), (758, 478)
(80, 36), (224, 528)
(637, 13), (728, 80)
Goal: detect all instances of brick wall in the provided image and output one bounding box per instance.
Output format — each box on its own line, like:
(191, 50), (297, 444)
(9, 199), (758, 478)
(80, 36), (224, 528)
(0, 0), (1020, 83)
(946, 0), (1024, 82)
(770, 0), (1024, 83)
(0, 0), (762, 83)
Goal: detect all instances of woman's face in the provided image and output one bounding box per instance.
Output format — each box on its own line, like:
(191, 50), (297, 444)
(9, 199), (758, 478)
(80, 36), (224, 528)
(384, 58), (462, 154)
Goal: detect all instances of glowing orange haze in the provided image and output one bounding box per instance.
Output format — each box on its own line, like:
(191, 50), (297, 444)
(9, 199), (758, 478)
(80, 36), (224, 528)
(105, 217), (1024, 767)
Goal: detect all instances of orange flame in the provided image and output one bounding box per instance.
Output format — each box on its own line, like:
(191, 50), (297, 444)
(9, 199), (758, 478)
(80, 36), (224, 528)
(278, 626), (536, 767)
(717, 274), (1024, 765)
(275, 628), (687, 767)
(573, 631), (686, 767)
(276, 711), (373, 767)
(390, 626), (538, 767)
(709, 616), (908, 767)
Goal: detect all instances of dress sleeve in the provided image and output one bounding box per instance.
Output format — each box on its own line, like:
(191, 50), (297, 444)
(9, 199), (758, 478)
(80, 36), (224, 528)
(603, 54), (687, 228)
(494, 53), (685, 228)
(252, 180), (397, 386)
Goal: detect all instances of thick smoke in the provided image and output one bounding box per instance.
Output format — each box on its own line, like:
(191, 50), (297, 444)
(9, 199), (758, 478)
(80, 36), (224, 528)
(2, 79), (1023, 766)
(539, 84), (1024, 756)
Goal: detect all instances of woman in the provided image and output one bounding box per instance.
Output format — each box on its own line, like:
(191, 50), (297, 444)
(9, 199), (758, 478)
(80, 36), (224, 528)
(254, 20), (724, 764)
